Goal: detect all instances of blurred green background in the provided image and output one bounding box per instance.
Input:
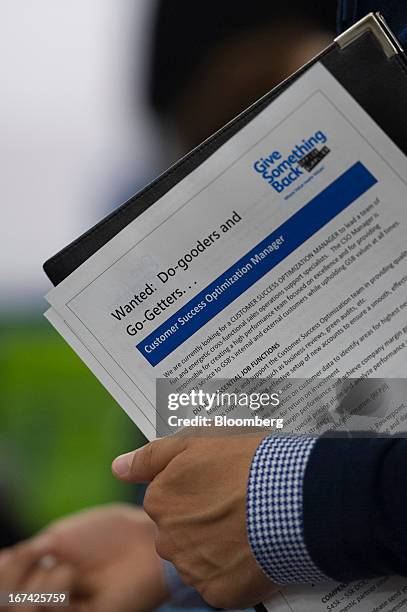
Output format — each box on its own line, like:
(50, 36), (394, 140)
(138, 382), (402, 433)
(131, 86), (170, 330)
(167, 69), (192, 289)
(0, 1), (154, 542)
(0, 315), (145, 537)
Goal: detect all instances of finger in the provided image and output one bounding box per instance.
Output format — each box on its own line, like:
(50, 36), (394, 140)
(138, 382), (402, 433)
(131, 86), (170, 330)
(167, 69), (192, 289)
(25, 562), (76, 593)
(0, 537), (53, 590)
(112, 435), (188, 482)
(17, 564), (76, 612)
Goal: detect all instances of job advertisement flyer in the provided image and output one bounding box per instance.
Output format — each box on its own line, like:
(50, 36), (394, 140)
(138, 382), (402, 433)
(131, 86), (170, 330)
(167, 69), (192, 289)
(45, 62), (407, 611)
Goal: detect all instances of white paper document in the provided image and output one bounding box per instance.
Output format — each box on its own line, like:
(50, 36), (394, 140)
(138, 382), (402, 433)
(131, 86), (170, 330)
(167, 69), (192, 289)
(45, 63), (407, 612)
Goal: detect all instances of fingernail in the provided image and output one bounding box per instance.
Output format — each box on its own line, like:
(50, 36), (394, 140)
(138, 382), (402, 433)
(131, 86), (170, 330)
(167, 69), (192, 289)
(38, 554), (57, 569)
(112, 451), (135, 477)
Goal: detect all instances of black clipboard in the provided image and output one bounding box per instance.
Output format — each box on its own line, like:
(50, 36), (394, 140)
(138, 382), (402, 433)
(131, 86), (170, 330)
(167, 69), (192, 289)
(44, 13), (407, 287)
(43, 13), (407, 612)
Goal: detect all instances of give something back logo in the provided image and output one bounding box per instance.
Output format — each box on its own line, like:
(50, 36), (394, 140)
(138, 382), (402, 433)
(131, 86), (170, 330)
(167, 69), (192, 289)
(253, 130), (330, 193)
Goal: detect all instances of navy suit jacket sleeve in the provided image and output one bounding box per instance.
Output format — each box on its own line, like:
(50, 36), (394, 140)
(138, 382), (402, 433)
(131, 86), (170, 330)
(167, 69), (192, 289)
(303, 435), (407, 582)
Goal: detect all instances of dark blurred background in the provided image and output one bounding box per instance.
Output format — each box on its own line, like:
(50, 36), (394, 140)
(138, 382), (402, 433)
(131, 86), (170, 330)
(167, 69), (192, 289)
(0, 0), (336, 607)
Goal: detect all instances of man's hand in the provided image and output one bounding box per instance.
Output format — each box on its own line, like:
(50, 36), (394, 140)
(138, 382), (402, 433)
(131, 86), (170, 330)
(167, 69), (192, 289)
(112, 432), (278, 609)
(0, 505), (169, 612)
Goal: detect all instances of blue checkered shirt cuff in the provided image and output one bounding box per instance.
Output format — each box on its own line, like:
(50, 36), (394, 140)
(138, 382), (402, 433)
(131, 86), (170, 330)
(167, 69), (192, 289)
(247, 435), (329, 585)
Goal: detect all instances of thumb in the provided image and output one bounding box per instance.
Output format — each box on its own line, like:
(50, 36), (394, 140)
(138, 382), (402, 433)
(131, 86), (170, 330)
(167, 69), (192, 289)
(112, 435), (188, 482)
